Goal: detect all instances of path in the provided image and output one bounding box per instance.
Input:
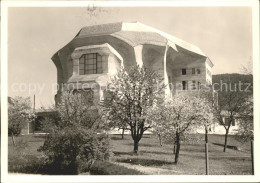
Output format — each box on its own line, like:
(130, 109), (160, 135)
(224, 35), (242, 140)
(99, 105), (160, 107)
(112, 162), (182, 175)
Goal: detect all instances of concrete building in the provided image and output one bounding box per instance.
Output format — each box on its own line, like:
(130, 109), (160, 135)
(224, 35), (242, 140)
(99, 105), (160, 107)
(52, 22), (214, 104)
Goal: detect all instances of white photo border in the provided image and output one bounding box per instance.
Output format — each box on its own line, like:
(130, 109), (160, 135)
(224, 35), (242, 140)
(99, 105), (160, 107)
(1, 0), (259, 182)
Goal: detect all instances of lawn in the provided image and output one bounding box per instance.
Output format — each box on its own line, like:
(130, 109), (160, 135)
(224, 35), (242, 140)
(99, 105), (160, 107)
(110, 133), (252, 175)
(8, 135), (46, 174)
(8, 133), (252, 175)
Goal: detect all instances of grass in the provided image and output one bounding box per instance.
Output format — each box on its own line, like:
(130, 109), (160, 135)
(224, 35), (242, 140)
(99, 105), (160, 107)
(90, 160), (144, 175)
(110, 133), (252, 175)
(8, 133), (252, 175)
(8, 135), (46, 174)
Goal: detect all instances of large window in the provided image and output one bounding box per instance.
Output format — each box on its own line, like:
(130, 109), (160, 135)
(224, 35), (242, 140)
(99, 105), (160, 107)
(79, 53), (102, 75)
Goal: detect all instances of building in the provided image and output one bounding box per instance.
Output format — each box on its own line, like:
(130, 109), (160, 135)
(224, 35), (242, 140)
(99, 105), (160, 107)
(52, 22), (214, 104)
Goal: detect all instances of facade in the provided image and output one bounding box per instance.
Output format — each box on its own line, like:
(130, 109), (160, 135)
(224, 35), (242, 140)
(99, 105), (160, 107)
(52, 22), (214, 104)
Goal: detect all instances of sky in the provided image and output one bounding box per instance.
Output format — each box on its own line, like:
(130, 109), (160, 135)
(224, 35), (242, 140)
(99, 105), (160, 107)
(7, 6), (252, 108)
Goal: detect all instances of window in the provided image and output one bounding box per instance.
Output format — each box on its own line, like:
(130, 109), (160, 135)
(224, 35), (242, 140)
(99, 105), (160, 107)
(182, 81), (187, 90)
(192, 81), (196, 90)
(192, 68), (195, 74)
(197, 81), (201, 89)
(197, 69), (201, 74)
(182, 68), (186, 75)
(79, 53), (102, 75)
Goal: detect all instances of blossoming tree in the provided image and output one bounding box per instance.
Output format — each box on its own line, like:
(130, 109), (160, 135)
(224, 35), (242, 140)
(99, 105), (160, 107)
(102, 66), (165, 153)
(148, 93), (201, 164)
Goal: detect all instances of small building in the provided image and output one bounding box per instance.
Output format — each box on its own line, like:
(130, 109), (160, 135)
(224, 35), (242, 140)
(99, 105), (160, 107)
(34, 109), (58, 132)
(52, 22), (214, 104)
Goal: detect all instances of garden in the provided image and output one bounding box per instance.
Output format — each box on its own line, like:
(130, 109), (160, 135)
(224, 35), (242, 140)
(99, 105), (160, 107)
(8, 133), (252, 175)
(8, 66), (253, 175)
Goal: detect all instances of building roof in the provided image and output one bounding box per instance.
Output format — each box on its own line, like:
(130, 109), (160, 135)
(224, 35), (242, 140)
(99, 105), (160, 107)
(75, 22), (208, 58)
(53, 22), (213, 67)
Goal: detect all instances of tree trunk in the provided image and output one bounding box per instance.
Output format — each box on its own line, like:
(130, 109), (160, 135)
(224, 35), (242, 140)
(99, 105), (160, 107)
(174, 132), (181, 164)
(205, 127), (208, 143)
(158, 133), (162, 146)
(251, 139), (254, 175)
(223, 129), (229, 152)
(11, 133), (16, 146)
(130, 125), (145, 154)
(205, 142), (209, 175)
(134, 139), (139, 154)
(205, 127), (209, 175)
(173, 140), (176, 154)
(121, 128), (125, 139)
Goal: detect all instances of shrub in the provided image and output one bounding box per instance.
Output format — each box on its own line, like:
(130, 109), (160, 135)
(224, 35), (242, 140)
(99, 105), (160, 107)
(39, 126), (111, 175)
(89, 160), (144, 175)
(39, 92), (111, 174)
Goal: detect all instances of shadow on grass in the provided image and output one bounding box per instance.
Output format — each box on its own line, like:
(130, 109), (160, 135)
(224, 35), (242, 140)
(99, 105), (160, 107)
(113, 149), (174, 157)
(117, 158), (174, 166)
(110, 136), (125, 141)
(212, 143), (240, 150)
(126, 143), (156, 147)
(113, 151), (137, 156)
(181, 147), (205, 153)
(209, 156), (250, 161)
(142, 135), (152, 138)
(180, 153), (205, 160)
(140, 150), (173, 155)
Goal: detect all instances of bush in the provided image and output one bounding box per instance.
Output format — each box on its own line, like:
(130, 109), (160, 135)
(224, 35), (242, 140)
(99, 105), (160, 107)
(39, 126), (110, 175)
(39, 92), (111, 175)
(89, 160), (144, 175)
